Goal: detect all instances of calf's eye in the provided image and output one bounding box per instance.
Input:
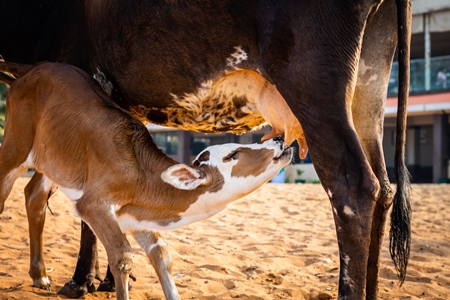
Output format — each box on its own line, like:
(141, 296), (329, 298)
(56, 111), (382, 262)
(223, 150), (240, 162)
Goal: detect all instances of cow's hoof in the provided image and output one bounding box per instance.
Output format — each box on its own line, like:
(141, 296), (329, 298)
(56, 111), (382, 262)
(57, 278), (95, 298)
(97, 275), (134, 292)
(97, 277), (115, 292)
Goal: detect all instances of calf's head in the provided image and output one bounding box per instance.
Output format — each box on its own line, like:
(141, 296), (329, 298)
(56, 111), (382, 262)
(161, 137), (293, 199)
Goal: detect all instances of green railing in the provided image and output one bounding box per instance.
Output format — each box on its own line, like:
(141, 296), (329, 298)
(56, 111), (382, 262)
(388, 55), (450, 96)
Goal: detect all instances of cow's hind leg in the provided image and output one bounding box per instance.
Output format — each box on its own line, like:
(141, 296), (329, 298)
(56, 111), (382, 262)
(353, 90), (394, 300)
(25, 172), (56, 290)
(353, 0), (399, 298)
(132, 230), (180, 300)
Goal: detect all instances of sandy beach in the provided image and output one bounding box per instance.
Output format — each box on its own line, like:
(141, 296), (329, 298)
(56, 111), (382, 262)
(0, 177), (449, 299)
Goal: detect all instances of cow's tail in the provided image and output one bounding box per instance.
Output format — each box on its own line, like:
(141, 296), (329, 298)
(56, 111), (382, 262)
(0, 61), (34, 85)
(389, 0), (412, 286)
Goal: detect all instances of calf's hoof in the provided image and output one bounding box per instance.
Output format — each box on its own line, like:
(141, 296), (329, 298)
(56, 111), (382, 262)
(57, 278), (96, 298)
(32, 277), (51, 291)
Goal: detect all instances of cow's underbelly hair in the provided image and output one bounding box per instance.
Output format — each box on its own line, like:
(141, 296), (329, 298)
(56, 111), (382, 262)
(132, 69), (268, 134)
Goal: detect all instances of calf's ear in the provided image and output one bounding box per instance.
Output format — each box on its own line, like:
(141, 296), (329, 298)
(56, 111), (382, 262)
(161, 164), (208, 190)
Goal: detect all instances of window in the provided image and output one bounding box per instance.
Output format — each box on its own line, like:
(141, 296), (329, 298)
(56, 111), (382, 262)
(150, 131), (179, 155)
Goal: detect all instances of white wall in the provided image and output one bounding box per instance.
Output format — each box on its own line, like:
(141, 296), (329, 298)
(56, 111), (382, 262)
(284, 164), (319, 183)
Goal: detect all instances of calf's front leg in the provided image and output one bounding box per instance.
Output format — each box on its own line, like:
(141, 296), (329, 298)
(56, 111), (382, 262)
(76, 196), (133, 300)
(133, 230), (180, 300)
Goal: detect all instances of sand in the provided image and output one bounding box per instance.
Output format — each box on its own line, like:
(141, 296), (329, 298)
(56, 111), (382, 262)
(0, 177), (449, 300)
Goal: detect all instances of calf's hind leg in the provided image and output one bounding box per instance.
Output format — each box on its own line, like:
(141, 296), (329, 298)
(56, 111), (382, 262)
(132, 231), (180, 300)
(25, 172), (57, 290)
(0, 97), (35, 213)
(0, 141), (32, 213)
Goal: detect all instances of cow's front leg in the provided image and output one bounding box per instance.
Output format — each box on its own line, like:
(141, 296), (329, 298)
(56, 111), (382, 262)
(132, 230), (180, 300)
(25, 172), (56, 290)
(58, 221), (99, 298)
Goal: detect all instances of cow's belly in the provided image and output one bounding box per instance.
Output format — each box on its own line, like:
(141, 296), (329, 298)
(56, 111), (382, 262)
(130, 69), (268, 134)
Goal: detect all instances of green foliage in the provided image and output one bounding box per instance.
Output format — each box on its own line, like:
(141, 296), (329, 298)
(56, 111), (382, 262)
(0, 82), (8, 100)
(0, 98), (5, 144)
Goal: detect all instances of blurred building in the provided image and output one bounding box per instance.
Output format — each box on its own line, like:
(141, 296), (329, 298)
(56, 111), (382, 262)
(384, 0), (450, 183)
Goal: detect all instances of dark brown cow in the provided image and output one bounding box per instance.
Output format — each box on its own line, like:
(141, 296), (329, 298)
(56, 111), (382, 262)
(0, 1), (411, 299)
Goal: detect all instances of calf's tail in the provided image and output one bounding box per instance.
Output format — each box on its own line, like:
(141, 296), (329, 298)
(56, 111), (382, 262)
(390, 0), (412, 286)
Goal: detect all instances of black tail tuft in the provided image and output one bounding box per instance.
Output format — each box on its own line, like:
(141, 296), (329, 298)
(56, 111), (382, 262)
(389, 164), (411, 284)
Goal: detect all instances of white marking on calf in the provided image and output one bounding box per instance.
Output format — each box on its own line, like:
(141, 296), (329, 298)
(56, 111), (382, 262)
(110, 204), (121, 219)
(133, 233), (167, 253)
(41, 176), (57, 196)
(59, 187), (84, 201)
(226, 46), (248, 67)
(5, 153), (34, 182)
(327, 189), (333, 199)
(118, 212), (215, 232)
(148, 238), (167, 253)
(42, 176), (53, 191)
(25, 152), (34, 166)
(33, 276), (51, 289)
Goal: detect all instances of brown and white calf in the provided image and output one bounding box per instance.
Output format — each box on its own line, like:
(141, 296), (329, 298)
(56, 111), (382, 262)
(0, 62), (293, 300)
